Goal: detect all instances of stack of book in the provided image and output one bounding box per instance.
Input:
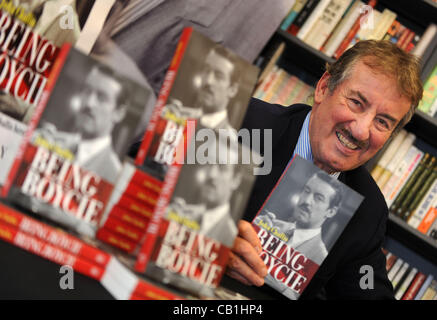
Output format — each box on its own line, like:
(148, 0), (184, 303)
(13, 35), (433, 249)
(418, 64), (437, 118)
(371, 131), (437, 239)
(279, 0), (435, 59)
(384, 248), (437, 300)
(0, 200), (184, 300)
(97, 162), (162, 254)
(253, 66), (315, 106)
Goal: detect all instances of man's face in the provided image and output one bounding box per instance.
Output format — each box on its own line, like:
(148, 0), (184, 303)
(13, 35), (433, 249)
(294, 176), (337, 229)
(195, 163), (240, 209)
(309, 60), (411, 173)
(75, 68), (123, 140)
(197, 50), (238, 114)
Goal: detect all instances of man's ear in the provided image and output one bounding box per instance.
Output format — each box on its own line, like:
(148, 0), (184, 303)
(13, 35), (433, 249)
(314, 71), (331, 105)
(112, 105), (127, 124)
(326, 206), (338, 219)
(227, 83), (239, 99)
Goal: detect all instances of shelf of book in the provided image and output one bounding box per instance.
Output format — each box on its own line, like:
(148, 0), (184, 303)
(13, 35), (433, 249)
(405, 111), (437, 150)
(378, 0), (437, 29)
(387, 213), (437, 266)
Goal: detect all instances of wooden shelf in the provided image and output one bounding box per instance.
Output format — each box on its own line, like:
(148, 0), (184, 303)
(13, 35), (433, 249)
(387, 214), (437, 265)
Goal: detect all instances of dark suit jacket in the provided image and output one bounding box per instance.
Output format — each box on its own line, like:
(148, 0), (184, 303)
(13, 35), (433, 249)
(221, 98), (394, 300)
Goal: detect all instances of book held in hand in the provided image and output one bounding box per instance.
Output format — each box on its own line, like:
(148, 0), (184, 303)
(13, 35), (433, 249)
(252, 155), (364, 299)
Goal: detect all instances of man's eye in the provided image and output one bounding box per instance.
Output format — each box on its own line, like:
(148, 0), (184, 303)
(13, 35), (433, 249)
(349, 98), (362, 107)
(375, 118), (390, 130)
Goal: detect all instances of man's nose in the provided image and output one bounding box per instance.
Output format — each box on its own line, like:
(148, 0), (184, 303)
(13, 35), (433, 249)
(350, 114), (373, 142)
(83, 92), (98, 109)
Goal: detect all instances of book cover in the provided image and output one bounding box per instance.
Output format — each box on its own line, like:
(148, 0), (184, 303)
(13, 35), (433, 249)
(251, 156), (364, 299)
(134, 27), (259, 181)
(135, 136), (259, 297)
(0, 1), (114, 187)
(5, 48), (152, 237)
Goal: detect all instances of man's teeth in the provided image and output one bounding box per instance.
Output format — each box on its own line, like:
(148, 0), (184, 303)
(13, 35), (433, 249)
(336, 132), (358, 150)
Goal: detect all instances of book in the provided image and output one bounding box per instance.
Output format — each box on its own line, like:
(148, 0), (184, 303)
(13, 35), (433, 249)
(390, 261), (409, 292)
(296, 0), (331, 41)
(414, 274), (434, 300)
(401, 271), (427, 300)
(389, 153), (431, 215)
(381, 145), (423, 207)
(288, 0), (321, 36)
(396, 157), (436, 219)
(134, 27), (259, 181)
(387, 257), (404, 282)
(418, 65), (437, 114)
(0, 1), (114, 187)
(421, 279), (437, 300)
(3, 47), (153, 238)
(370, 129), (407, 182)
(332, 0), (378, 59)
(322, 0), (363, 57)
(417, 197), (437, 234)
(303, 0), (352, 50)
(407, 178), (437, 228)
(395, 267), (417, 300)
(251, 155), (363, 299)
(280, 0), (309, 31)
(132, 27), (260, 298)
(376, 132), (415, 190)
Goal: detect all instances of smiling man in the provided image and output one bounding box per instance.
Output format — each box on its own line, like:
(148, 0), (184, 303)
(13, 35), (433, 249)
(224, 40), (423, 299)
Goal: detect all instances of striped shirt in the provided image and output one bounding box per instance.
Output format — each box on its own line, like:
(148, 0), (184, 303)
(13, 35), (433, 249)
(292, 111), (340, 179)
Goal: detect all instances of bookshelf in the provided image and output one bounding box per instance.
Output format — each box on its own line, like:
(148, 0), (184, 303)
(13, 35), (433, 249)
(257, 0), (437, 271)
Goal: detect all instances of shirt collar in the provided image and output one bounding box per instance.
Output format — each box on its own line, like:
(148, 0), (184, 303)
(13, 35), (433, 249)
(76, 135), (111, 165)
(200, 110), (227, 128)
(293, 110), (340, 179)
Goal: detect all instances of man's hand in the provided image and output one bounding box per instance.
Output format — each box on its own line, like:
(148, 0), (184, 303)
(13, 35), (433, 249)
(226, 220), (267, 286)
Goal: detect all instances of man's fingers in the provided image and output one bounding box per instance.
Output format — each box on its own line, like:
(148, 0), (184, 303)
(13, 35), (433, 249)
(227, 250), (265, 287)
(237, 220), (262, 253)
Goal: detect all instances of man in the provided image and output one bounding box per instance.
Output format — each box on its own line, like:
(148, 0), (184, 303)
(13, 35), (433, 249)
(257, 171), (343, 265)
(72, 65), (127, 183)
(256, 171), (343, 299)
(224, 40), (423, 299)
(169, 152), (243, 247)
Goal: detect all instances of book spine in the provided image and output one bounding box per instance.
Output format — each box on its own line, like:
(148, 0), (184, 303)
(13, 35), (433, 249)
(323, 0), (363, 56)
(402, 272), (426, 300)
(376, 132), (415, 190)
(391, 261), (409, 291)
(407, 178), (437, 228)
(288, 0), (320, 36)
(389, 153), (431, 215)
(417, 198), (437, 234)
(297, 0), (332, 40)
(396, 157), (436, 219)
(134, 27), (192, 166)
(134, 123), (193, 272)
(0, 201), (111, 267)
(370, 129), (407, 182)
(280, 0), (309, 31)
(387, 257), (404, 282)
(96, 228), (137, 253)
(384, 148), (423, 208)
(131, 279), (184, 300)
(414, 274), (434, 300)
(395, 267), (417, 300)
(108, 205), (150, 230)
(0, 220), (106, 280)
(1, 43), (72, 197)
(333, 0), (378, 59)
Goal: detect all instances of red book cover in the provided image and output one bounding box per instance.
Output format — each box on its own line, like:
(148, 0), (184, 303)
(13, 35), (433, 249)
(108, 205), (150, 231)
(131, 278), (185, 300)
(0, 220), (106, 280)
(133, 27), (259, 298)
(252, 156), (363, 299)
(333, 0), (378, 59)
(96, 228), (137, 254)
(101, 215), (144, 242)
(4, 48), (153, 238)
(134, 27), (194, 181)
(0, 201), (111, 267)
